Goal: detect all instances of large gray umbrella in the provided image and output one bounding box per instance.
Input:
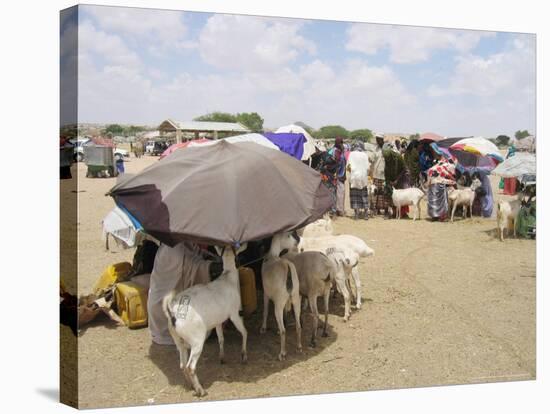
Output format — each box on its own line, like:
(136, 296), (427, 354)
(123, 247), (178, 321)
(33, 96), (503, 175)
(108, 140), (333, 247)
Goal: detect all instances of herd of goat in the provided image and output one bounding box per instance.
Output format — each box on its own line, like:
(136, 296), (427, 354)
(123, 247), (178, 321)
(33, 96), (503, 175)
(162, 217), (374, 397)
(386, 178), (524, 241)
(160, 179), (526, 396)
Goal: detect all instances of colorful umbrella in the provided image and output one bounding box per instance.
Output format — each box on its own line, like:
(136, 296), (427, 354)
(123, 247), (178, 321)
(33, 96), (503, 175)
(449, 137), (503, 170)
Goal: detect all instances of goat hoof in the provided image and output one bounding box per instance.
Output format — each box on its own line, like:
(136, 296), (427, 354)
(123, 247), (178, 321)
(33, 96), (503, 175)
(278, 353), (286, 361)
(309, 341), (317, 348)
(220, 358), (225, 365)
(241, 353), (248, 364)
(297, 346), (303, 353)
(322, 331), (329, 338)
(259, 327), (266, 334)
(194, 388), (207, 398)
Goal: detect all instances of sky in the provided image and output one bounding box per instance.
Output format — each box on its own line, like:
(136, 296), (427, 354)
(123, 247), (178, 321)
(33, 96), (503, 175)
(61, 5), (536, 138)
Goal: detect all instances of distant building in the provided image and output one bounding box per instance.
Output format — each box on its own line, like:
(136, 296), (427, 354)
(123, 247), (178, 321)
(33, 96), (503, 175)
(158, 119), (250, 143)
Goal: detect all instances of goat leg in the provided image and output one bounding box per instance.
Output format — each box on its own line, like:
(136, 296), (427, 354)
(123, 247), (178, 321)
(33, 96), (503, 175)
(308, 294), (318, 348)
(215, 324), (225, 364)
(260, 291), (269, 334)
(322, 287), (330, 337)
(186, 344), (206, 397)
(274, 302), (287, 360)
(292, 292), (302, 353)
(230, 313), (248, 363)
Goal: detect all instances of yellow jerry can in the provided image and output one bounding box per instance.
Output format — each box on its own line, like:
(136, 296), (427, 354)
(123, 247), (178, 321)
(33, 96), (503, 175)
(114, 281), (148, 329)
(93, 262), (132, 296)
(238, 267), (257, 316)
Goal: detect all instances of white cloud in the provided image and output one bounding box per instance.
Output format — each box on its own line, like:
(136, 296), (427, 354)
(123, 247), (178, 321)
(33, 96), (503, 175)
(79, 20), (141, 67)
(198, 15), (316, 71)
(77, 51), (415, 132)
(346, 24), (495, 64)
(427, 34), (535, 98)
(75, 13), (534, 138)
(84, 6), (189, 51)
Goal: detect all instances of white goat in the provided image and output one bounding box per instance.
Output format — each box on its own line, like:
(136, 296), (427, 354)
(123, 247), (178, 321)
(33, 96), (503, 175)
(298, 234), (372, 314)
(391, 187), (425, 220)
(325, 246), (362, 320)
(298, 234), (375, 258)
(496, 198), (522, 241)
(162, 244), (248, 397)
(261, 232), (302, 360)
(447, 178), (481, 222)
(299, 216), (334, 238)
(283, 250), (335, 347)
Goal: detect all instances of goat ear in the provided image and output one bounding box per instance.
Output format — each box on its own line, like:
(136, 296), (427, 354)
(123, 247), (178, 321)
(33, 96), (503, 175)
(214, 245), (223, 256)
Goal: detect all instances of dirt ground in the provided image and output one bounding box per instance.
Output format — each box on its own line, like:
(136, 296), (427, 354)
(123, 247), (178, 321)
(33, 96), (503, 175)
(63, 155), (536, 409)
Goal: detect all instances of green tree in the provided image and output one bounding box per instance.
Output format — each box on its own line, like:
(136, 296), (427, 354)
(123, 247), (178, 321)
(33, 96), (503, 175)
(515, 130), (530, 140)
(194, 112), (237, 123)
(104, 124), (125, 135)
(495, 135), (510, 147)
(236, 112), (264, 132)
(350, 128), (373, 142)
(318, 125), (349, 139)
(126, 125), (146, 135)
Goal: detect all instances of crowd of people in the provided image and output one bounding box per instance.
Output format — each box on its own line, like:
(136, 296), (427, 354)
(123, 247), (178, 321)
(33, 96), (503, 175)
(312, 134), (495, 222)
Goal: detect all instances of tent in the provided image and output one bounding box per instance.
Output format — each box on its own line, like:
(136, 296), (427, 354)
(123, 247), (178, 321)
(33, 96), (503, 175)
(491, 152), (536, 178)
(275, 124), (317, 161)
(263, 132), (307, 160)
(189, 133), (279, 151)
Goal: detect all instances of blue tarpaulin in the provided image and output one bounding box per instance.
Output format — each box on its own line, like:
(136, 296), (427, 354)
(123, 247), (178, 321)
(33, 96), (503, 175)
(262, 132), (307, 160)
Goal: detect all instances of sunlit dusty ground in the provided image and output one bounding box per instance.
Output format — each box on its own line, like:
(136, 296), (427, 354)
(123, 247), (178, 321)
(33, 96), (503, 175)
(64, 155), (535, 409)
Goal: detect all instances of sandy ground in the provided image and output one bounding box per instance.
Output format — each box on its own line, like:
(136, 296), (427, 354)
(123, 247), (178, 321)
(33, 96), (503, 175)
(62, 155), (535, 409)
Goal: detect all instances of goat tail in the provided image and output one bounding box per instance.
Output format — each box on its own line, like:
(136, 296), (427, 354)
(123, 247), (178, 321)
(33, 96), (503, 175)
(162, 290), (177, 328)
(284, 260), (298, 294)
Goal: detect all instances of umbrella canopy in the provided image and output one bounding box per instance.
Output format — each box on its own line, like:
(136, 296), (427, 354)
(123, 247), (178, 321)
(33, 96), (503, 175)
(491, 152), (536, 178)
(449, 137), (504, 171)
(108, 140), (333, 247)
(275, 124), (317, 161)
(160, 139), (211, 159)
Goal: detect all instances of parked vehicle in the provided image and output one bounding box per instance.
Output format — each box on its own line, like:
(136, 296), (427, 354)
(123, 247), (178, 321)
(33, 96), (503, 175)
(145, 140), (155, 154)
(151, 141), (168, 156)
(70, 138), (129, 162)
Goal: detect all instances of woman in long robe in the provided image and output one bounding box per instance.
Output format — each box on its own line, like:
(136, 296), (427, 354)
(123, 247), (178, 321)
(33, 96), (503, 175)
(426, 156), (457, 221)
(383, 148), (411, 218)
(472, 170), (494, 218)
